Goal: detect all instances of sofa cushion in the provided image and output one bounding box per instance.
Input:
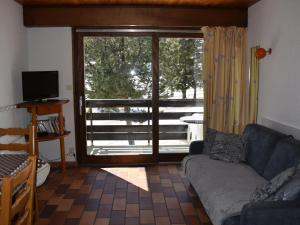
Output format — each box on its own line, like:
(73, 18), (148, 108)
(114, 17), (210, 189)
(243, 124), (286, 176)
(203, 128), (218, 154)
(250, 166), (296, 202)
(210, 132), (246, 163)
(272, 163), (300, 201)
(183, 154), (267, 225)
(263, 138), (300, 180)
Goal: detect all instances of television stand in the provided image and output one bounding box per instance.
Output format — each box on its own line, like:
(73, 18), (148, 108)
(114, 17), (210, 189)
(17, 99), (70, 172)
(38, 99), (57, 103)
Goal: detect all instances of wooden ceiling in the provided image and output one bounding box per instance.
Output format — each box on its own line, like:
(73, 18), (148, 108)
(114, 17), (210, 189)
(16, 0), (259, 8)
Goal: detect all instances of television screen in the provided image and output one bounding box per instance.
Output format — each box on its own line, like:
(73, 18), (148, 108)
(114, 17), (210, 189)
(22, 71), (59, 101)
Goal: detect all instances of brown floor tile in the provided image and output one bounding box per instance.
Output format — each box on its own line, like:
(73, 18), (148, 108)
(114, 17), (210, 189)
(185, 215), (201, 225)
(79, 184), (92, 194)
(38, 188), (55, 201)
(39, 205), (57, 218)
(79, 211), (96, 225)
(180, 203), (196, 216)
(163, 188), (177, 197)
(115, 189), (127, 198)
(70, 180), (84, 189)
(152, 193), (165, 203)
(97, 204), (112, 218)
(67, 205), (85, 218)
(96, 172), (107, 180)
(149, 175), (161, 183)
(126, 204), (139, 217)
(103, 183), (115, 194)
(113, 198), (126, 210)
(63, 218), (80, 225)
(127, 192), (139, 204)
(49, 212), (67, 225)
(140, 210), (155, 224)
(47, 194), (64, 205)
(89, 189), (103, 199)
(140, 197), (153, 210)
(38, 165), (211, 225)
(74, 194), (89, 205)
(94, 218), (110, 225)
(110, 210), (126, 225)
(100, 194), (114, 205)
(176, 192), (192, 203)
(155, 217), (171, 225)
(125, 217), (139, 225)
(128, 183), (139, 193)
(173, 183), (186, 192)
(168, 209), (185, 224)
(153, 203), (169, 217)
(161, 179), (173, 187)
(85, 199), (100, 211)
(165, 197), (180, 209)
(139, 189), (151, 198)
(56, 199), (74, 212)
(116, 180), (128, 189)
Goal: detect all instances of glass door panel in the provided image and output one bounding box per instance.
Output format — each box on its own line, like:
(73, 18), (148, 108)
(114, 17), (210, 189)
(83, 36), (153, 156)
(159, 37), (204, 153)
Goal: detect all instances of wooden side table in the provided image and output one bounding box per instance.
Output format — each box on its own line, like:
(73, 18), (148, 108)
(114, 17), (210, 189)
(17, 99), (70, 172)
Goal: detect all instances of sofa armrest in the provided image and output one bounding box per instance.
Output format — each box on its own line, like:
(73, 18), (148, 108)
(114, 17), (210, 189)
(240, 201), (300, 225)
(189, 140), (204, 155)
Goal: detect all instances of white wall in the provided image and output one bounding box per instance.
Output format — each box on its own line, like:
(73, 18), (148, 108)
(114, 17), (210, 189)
(248, 0), (300, 138)
(0, 0), (27, 127)
(27, 28), (76, 161)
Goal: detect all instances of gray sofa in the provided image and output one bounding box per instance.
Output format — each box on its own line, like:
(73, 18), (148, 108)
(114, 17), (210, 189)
(183, 124), (300, 225)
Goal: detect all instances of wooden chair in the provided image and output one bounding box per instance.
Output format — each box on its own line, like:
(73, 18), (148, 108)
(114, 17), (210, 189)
(0, 126), (35, 155)
(0, 155), (37, 225)
(0, 126), (37, 225)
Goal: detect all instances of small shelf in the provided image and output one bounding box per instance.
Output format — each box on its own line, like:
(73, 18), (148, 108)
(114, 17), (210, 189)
(36, 131), (71, 142)
(17, 99), (70, 172)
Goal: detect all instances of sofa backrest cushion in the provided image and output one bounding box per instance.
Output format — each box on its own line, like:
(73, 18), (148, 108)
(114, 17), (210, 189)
(263, 138), (300, 180)
(243, 124), (287, 176)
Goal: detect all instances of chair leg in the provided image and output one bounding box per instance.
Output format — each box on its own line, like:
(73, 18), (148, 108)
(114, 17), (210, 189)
(34, 191), (39, 223)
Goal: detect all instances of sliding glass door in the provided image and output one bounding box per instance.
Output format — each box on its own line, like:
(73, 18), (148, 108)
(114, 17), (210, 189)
(84, 36), (153, 157)
(159, 37), (204, 154)
(73, 31), (203, 164)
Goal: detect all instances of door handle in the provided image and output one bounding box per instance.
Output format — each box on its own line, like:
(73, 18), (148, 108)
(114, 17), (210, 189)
(79, 96), (83, 116)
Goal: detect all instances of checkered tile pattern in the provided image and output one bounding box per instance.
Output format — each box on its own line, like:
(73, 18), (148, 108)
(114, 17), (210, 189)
(37, 165), (212, 225)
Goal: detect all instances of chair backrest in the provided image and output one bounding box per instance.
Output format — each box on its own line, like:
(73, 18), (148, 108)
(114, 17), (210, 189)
(0, 126), (35, 155)
(0, 155), (37, 225)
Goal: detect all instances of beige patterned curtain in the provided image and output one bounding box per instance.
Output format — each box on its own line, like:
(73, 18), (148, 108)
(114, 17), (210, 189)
(202, 26), (247, 134)
(248, 46), (259, 124)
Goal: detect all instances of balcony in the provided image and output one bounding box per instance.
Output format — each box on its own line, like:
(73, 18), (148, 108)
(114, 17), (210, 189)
(86, 98), (203, 155)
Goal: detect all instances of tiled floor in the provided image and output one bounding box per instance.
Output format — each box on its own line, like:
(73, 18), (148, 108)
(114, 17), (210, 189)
(37, 165), (212, 225)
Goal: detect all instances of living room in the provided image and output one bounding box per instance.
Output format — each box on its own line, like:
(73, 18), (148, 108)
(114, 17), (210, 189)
(0, 0), (299, 225)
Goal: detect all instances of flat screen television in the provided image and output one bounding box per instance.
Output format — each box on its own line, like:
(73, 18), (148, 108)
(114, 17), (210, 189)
(22, 71), (59, 102)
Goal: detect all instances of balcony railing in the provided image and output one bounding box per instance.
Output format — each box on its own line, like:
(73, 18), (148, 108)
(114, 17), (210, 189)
(86, 98), (203, 145)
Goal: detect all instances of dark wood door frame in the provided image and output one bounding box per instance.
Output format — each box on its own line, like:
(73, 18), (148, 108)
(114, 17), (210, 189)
(72, 29), (202, 165)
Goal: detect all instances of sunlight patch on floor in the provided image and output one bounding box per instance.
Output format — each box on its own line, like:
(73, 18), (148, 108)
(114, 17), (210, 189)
(102, 167), (149, 191)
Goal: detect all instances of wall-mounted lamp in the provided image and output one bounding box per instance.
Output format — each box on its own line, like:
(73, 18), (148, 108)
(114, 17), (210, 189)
(256, 48), (272, 60)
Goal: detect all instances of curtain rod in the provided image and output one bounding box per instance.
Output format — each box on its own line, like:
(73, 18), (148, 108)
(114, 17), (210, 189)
(75, 28), (202, 34)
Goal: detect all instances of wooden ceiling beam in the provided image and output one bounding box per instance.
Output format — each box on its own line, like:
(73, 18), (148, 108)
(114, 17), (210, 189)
(16, 0), (260, 8)
(23, 6), (247, 27)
